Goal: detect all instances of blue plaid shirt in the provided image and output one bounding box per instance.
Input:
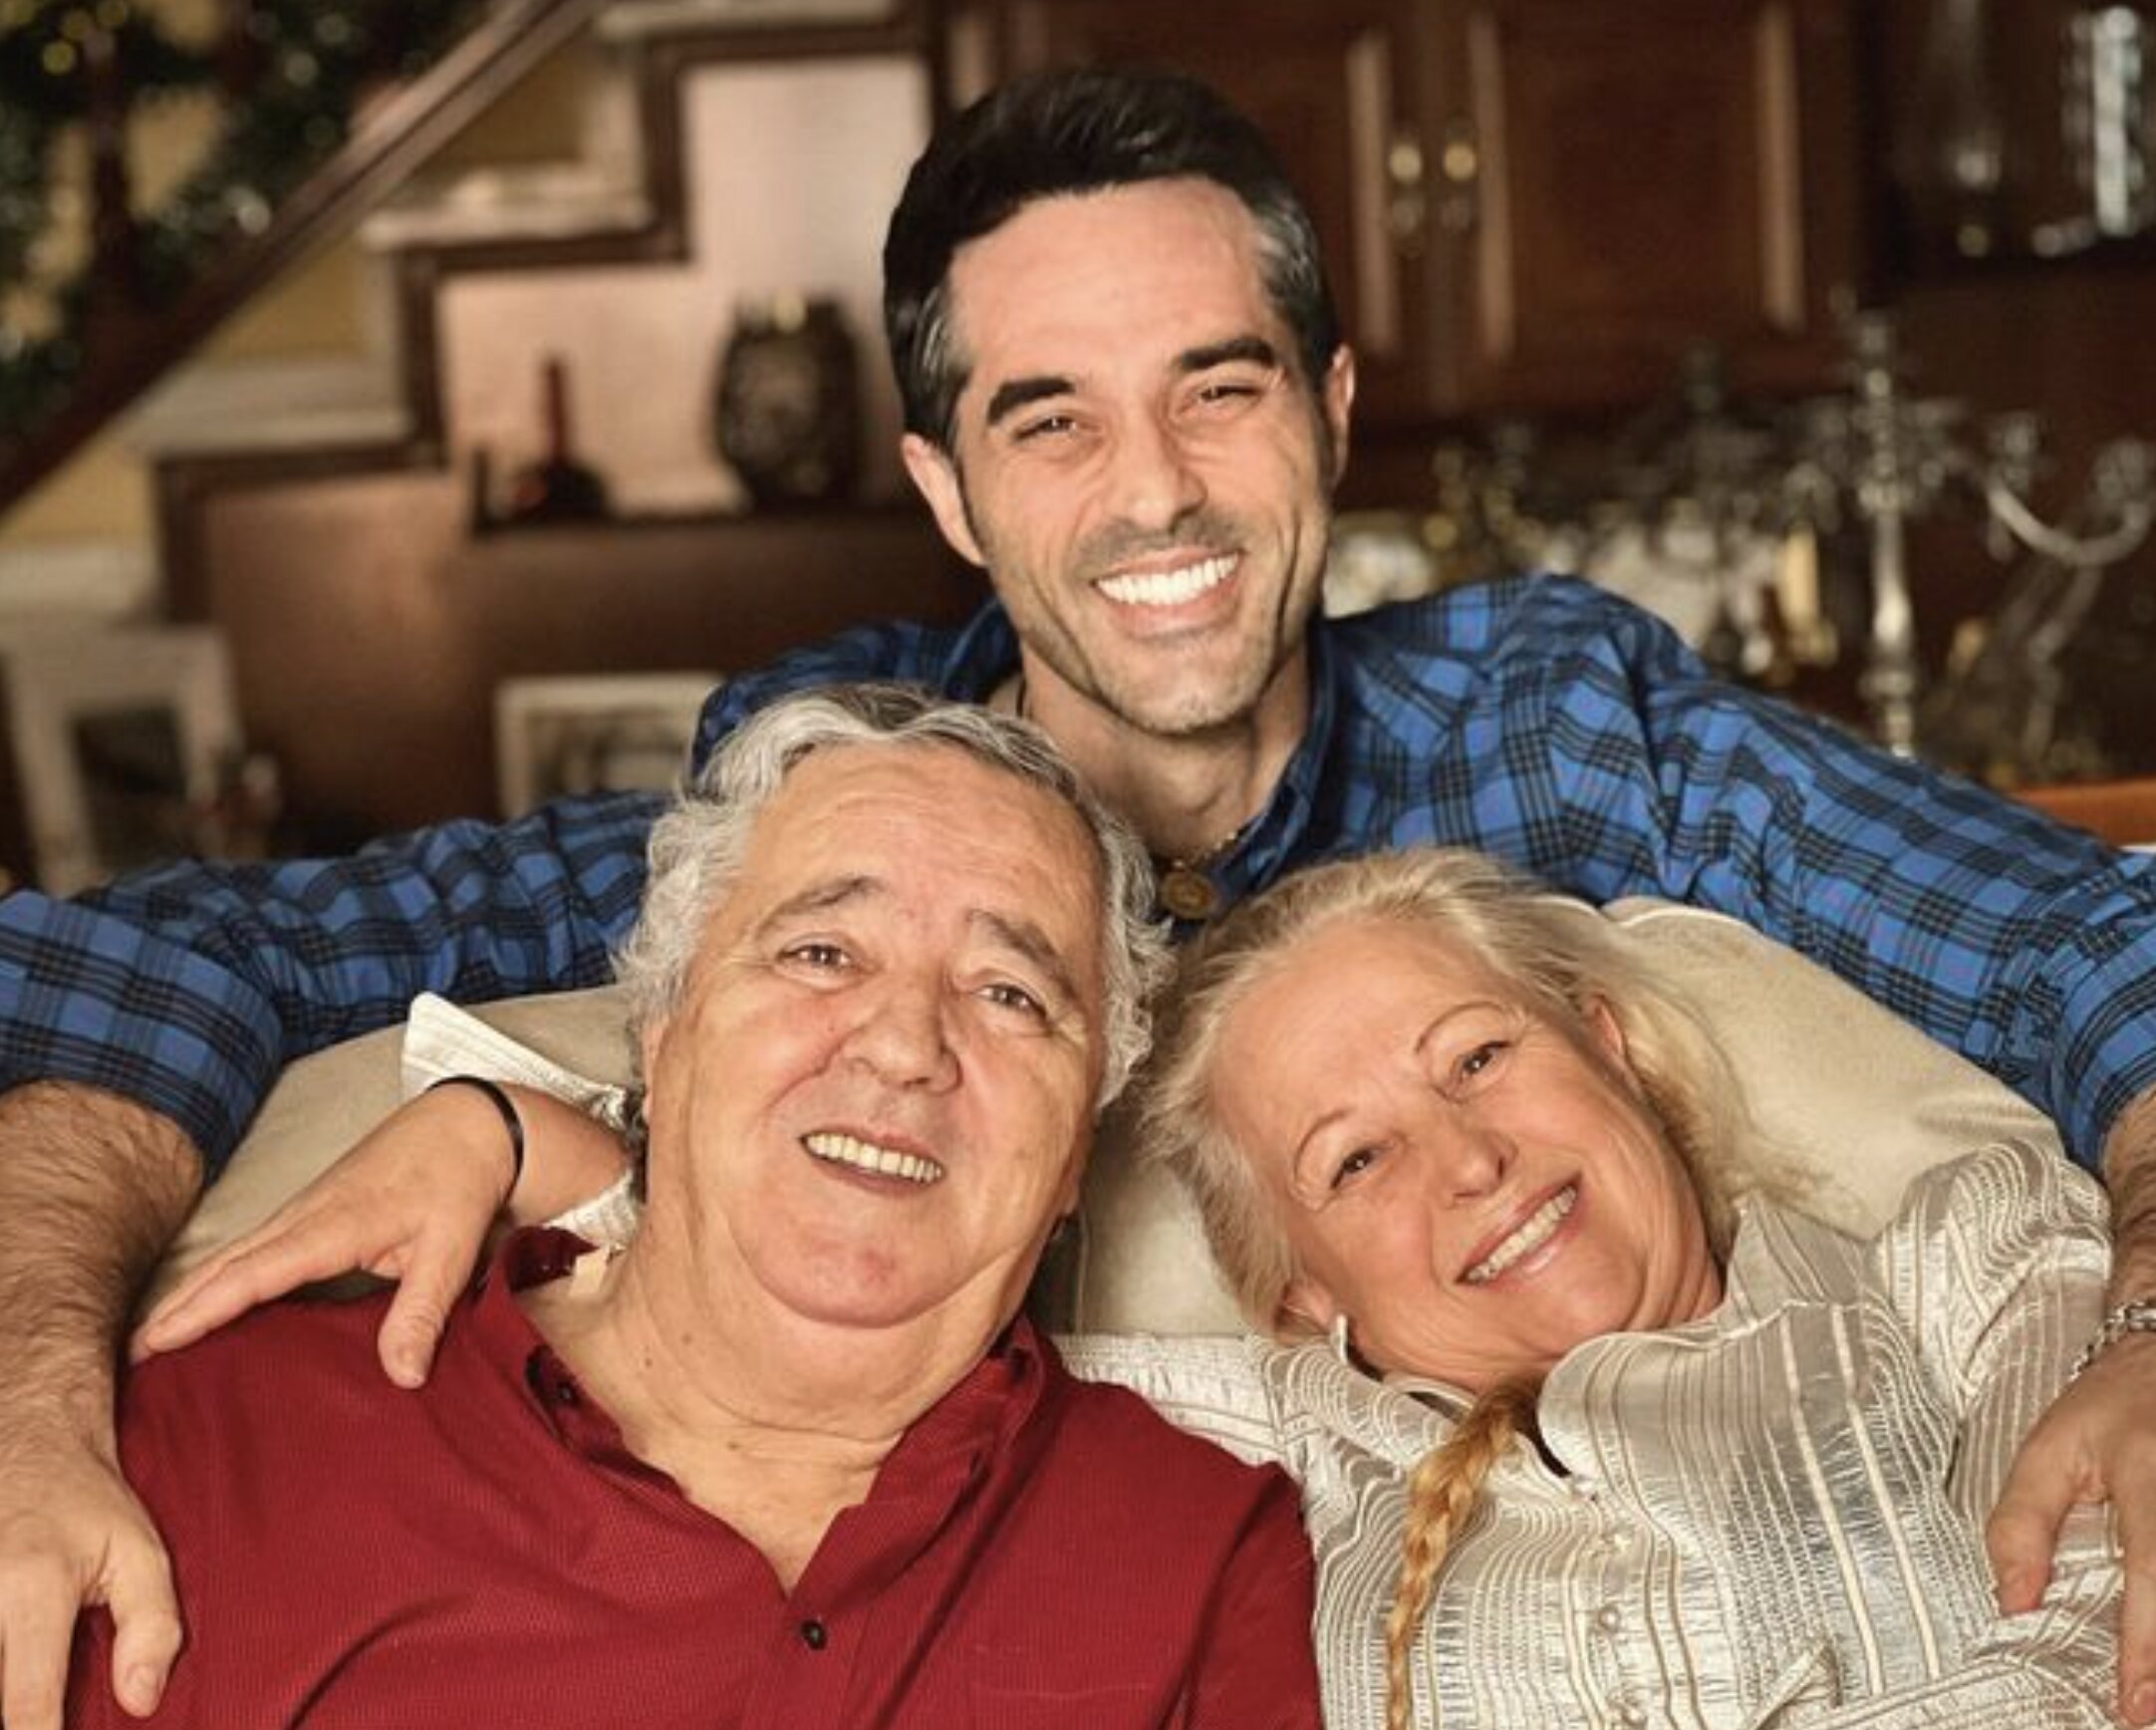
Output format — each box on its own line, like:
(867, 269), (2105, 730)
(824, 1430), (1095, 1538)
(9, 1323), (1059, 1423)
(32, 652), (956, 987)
(3, 574), (2150, 1170)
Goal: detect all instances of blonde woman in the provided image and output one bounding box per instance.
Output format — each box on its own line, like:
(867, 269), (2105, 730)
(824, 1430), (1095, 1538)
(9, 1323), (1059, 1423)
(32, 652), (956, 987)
(1074, 847), (2123, 1729)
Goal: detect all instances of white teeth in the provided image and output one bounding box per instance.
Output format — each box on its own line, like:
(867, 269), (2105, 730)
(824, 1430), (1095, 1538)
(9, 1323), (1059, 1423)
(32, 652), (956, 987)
(804, 1132), (944, 1186)
(1463, 1186), (1577, 1285)
(1098, 554), (1235, 608)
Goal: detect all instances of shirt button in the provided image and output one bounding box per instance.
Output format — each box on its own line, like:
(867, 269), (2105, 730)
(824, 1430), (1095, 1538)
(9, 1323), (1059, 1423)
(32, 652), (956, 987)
(1594, 1603), (1624, 1634)
(799, 1618), (828, 1651)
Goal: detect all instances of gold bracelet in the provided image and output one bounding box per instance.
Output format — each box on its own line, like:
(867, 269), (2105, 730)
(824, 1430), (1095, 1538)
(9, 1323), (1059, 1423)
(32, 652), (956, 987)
(2070, 1297), (2156, 1380)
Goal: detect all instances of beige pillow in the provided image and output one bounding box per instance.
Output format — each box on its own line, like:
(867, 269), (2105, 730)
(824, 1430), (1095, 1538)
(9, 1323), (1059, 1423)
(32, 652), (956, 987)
(158, 900), (2065, 1334)
(149, 987), (636, 1306)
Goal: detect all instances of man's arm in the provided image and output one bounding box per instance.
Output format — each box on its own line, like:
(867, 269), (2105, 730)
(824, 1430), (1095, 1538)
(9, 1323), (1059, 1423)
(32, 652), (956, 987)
(0, 1084), (199, 1730)
(0, 618), (960, 1171)
(135, 1083), (635, 1385)
(1414, 577), (2156, 1165)
(1991, 1084), (2156, 1725)
(0, 791), (664, 1170)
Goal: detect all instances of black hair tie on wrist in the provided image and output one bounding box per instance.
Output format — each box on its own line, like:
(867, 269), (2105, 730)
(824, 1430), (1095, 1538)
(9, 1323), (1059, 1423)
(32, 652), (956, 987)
(425, 1074), (527, 1195)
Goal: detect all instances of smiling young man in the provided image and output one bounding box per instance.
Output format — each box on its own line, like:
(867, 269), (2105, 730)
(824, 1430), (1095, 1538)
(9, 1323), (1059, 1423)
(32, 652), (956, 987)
(7, 65), (2156, 1730)
(62, 688), (1320, 1730)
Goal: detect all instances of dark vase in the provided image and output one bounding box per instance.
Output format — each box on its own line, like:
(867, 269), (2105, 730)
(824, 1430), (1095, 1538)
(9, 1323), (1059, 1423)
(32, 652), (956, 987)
(713, 295), (862, 508)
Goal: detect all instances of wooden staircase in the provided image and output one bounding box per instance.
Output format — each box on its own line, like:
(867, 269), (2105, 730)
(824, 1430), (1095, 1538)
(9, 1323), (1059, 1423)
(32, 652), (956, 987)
(0, 0), (981, 862)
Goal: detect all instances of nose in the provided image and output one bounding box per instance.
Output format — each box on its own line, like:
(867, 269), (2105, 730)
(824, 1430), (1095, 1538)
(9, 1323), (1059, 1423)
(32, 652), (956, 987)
(1106, 408), (1207, 532)
(845, 973), (959, 1091)
(1419, 1111), (1512, 1206)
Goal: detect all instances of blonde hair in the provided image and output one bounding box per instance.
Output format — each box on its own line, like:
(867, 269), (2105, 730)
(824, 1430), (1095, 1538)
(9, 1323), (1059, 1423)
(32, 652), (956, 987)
(1138, 847), (1760, 1334)
(1384, 1380), (1537, 1730)
(1136, 848), (1798, 1730)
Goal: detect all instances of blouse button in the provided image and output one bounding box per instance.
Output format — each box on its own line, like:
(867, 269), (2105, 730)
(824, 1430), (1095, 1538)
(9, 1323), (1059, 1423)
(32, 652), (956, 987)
(1616, 1701), (1648, 1727)
(1594, 1602), (1624, 1634)
(799, 1618), (828, 1650)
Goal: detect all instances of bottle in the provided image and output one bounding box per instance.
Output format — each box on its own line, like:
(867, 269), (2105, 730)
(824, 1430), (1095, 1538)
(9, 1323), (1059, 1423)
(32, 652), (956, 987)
(504, 355), (611, 525)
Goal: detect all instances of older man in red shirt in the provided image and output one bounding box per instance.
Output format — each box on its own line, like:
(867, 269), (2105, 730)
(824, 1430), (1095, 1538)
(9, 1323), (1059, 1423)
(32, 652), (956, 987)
(65, 688), (1318, 1730)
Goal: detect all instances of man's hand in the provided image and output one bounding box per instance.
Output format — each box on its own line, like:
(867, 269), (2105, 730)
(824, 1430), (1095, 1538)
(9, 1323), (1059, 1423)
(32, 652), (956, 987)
(0, 1082), (199, 1730)
(1990, 1331), (2156, 1724)
(135, 1083), (525, 1388)
(1989, 1085), (2156, 1726)
(0, 1430), (179, 1728)
(135, 1082), (630, 1388)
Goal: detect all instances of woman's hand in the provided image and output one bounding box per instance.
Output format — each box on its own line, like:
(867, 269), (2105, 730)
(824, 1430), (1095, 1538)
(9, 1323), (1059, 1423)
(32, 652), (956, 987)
(133, 1083), (628, 1387)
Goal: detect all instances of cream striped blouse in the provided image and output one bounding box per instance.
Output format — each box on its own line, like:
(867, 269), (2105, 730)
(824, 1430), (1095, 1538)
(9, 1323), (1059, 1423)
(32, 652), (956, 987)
(1065, 1141), (2119, 1729)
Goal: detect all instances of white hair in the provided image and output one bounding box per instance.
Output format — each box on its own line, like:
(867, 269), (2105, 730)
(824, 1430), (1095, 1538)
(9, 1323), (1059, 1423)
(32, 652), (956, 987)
(614, 684), (1170, 1109)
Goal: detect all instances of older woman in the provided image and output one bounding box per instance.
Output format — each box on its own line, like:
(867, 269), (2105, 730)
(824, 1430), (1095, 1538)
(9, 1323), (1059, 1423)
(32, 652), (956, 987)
(1073, 846), (2122, 1730)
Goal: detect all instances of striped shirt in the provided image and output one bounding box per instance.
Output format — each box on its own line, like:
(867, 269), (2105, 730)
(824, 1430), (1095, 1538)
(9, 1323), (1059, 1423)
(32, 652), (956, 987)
(1067, 1141), (2118, 1730)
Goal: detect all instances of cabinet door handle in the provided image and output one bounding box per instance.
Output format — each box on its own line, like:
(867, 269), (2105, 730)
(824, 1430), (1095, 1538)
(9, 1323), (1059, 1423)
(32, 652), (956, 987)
(1387, 131), (1429, 254)
(1436, 117), (1481, 234)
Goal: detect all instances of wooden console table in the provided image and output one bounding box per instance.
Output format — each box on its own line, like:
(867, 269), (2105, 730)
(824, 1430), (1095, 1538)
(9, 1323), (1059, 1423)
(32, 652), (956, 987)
(2016, 778), (2156, 847)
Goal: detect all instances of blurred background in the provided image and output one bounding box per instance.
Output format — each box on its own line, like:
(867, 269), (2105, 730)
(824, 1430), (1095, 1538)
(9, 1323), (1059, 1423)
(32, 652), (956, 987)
(0, 0), (2151, 891)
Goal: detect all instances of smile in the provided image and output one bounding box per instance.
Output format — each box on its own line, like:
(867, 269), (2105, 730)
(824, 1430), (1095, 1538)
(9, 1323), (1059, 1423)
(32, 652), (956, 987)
(1463, 1184), (1577, 1285)
(803, 1131), (945, 1186)
(1097, 553), (1237, 608)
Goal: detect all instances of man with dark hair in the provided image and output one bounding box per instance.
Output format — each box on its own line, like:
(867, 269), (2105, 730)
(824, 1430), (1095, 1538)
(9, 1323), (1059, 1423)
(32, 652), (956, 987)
(6, 66), (2156, 1730)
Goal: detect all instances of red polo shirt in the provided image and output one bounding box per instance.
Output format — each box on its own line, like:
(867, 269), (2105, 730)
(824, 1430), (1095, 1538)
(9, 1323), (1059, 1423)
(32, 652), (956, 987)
(70, 1231), (1318, 1729)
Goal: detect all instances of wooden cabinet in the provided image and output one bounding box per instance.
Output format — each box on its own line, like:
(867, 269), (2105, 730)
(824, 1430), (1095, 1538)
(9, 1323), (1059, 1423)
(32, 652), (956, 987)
(948, 0), (1863, 422)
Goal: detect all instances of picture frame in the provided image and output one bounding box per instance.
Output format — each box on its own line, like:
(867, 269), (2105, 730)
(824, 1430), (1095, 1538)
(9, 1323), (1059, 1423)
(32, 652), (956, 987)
(493, 672), (720, 818)
(0, 625), (243, 897)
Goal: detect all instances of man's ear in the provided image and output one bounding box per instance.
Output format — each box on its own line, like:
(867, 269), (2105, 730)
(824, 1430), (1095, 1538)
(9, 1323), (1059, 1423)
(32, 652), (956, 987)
(901, 433), (987, 568)
(638, 1013), (671, 1100)
(1319, 345), (1356, 486)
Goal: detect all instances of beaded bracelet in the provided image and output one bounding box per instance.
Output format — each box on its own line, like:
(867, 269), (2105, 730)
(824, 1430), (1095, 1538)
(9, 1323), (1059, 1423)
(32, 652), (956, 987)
(2070, 1296), (2156, 1381)
(425, 1074), (527, 1197)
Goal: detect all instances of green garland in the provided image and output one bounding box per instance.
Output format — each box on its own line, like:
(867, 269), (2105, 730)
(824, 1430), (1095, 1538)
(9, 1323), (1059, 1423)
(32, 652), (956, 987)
(1, 0), (486, 446)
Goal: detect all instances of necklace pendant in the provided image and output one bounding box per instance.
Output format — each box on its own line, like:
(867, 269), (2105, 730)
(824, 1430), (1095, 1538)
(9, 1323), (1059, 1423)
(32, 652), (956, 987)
(1158, 862), (1223, 922)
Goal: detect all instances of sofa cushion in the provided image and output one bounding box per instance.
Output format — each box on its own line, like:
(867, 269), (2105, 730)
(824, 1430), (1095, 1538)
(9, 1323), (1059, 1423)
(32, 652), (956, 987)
(155, 899), (2064, 1334)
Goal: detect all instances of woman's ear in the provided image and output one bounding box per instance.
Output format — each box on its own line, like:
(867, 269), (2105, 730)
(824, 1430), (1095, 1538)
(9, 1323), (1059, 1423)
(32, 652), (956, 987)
(1582, 996), (1634, 1074)
(1277, 1273), (1338, 1340)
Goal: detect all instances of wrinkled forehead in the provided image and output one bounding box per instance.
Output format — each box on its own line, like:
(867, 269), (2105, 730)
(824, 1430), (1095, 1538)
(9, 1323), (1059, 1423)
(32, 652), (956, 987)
(1214, 915), (1531, 1067)
(735, 739), (1109, 974)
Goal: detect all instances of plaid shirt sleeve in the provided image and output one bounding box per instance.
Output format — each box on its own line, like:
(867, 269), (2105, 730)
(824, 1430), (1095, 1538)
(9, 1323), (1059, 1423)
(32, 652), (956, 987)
(0, 618), (965, 1170)
(0, 792), (660, 1166)
(1347, 577), (2156, 1166)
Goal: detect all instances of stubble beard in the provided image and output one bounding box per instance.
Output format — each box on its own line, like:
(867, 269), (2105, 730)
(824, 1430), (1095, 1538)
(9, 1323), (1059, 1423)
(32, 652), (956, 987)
(974, 504), (1317, 745)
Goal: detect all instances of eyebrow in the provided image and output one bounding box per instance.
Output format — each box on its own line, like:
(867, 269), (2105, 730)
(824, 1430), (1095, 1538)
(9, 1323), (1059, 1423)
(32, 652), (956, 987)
(973, 908), (1085, 1012)
(978, 336), (1284, 432)
(1178, 335), (1281, 374)
(1287, 1000), (1499, 1179)
(983, 375), (1075, 431)
(751, 875), (881, 941)
(749, 876), (1085, 1008)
